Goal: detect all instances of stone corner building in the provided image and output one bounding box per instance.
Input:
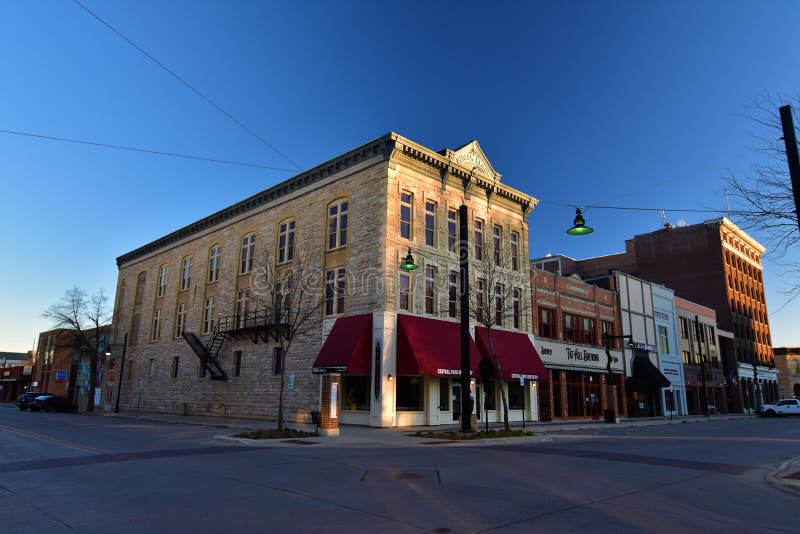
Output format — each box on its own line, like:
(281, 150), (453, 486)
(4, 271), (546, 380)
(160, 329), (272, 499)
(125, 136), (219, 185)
(113, 132), (543, 427)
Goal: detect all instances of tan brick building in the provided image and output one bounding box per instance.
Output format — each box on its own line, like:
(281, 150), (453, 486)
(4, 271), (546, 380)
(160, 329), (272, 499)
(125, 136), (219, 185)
(113, 133), (543, 427)
(774, 347), (800, 399)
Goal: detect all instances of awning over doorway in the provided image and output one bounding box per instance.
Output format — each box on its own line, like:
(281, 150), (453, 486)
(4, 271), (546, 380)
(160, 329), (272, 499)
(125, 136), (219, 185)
(312, 314), (372, 374)
(396, 315), (481, 377)
(627, 355), (671, 388)
(475, 327), (549, 381)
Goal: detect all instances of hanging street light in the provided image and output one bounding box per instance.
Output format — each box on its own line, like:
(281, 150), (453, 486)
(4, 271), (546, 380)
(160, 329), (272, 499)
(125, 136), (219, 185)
(399, 247), (419, 271)
(567, 208), (594, 235)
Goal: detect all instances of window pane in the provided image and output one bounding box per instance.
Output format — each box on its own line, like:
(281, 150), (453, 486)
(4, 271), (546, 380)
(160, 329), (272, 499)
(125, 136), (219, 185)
(396, 376), (424, 411)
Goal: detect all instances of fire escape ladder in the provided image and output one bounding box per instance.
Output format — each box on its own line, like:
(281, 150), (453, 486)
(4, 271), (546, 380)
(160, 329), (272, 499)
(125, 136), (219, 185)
(181, 331), (228, 381)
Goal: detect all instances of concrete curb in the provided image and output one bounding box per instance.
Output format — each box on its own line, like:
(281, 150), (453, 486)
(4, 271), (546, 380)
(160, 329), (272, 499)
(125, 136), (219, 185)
(766, 456), (800, 496)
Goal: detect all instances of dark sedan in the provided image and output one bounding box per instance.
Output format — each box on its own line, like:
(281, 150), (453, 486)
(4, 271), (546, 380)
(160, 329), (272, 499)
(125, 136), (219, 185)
(29, 394), (77, 413)
(16, 391), (51, 411)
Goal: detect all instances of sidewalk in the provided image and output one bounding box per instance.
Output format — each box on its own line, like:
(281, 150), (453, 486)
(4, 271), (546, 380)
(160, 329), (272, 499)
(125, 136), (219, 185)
(89, 408), (753, 448)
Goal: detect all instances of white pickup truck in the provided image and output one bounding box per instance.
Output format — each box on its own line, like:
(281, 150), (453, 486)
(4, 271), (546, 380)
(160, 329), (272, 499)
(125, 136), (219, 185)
(758, 398), (800, 417)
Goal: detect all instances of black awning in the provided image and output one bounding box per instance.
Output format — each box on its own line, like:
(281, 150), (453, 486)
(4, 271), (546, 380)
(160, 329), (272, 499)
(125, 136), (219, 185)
(627, 356), (671, 389)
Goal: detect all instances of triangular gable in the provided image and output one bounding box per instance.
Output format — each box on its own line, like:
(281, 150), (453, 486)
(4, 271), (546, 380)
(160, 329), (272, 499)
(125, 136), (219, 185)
(443, 140), (502, 182)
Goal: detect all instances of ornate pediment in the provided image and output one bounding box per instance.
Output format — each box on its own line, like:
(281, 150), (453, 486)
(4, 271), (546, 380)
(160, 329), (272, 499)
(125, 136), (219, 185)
(445, 140), (502, 182)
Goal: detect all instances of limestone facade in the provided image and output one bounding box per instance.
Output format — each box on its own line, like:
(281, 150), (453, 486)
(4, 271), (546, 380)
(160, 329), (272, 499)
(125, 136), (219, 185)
(113, 133), (537, 426)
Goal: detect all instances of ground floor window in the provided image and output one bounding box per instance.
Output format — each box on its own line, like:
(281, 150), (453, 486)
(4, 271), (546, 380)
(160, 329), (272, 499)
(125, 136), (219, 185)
(482, 379), (496, 410)
(397, 376), (424, 411)
(342, 374), (370, 411)
(507, 382), (524, 410)
(439, 378), (450, 411)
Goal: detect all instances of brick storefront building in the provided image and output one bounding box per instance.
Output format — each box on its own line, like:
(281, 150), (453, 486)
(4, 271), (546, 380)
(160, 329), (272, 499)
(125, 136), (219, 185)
(773, 347), (800, 399)
(113, 133), (545, 428)
(529, 260), (624, 420)
(569, 218), (776, 412)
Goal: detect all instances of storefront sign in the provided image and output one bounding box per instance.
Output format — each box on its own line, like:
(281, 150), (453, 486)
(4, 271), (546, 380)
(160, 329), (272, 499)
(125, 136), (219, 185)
(654, 311), (670, 321)
(511, 373), (538, 380)
(537, 339), (623, 372)
(55, 370), (68, 382)
(330, 382), (338, 419)
(630, 341), (656, 351)
(436, 368), (474, 377)
(374, 342), (381, 399)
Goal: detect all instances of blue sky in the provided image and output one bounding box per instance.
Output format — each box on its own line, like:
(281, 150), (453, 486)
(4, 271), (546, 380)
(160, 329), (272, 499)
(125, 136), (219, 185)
(2, 0), (799, 352)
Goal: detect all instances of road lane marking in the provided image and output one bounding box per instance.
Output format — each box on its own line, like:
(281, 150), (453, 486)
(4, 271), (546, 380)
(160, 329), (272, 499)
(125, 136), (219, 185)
(0, 423), (110, 454)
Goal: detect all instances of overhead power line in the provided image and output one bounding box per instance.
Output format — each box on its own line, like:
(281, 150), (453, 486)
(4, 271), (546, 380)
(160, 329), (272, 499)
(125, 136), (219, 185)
(0, 129), (296, 172)
(540, 200), (782, 217)
(71, 0), (303, 171)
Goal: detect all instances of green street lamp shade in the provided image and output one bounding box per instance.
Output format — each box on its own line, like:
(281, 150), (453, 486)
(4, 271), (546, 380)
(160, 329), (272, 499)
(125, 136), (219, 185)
(567, 208), (593, 235)
(400, 248), (419, 271)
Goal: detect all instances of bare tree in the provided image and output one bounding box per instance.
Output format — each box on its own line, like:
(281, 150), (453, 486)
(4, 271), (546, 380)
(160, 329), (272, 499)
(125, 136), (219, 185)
(251, 245), (324, 430)
(726, 95), (800, 296)
(468, 249), (530, 431)
(43, 287), (111, 412)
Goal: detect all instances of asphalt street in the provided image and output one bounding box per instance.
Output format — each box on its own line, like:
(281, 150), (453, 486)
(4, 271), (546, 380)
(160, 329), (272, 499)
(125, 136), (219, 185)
(1, 406), (798, 533)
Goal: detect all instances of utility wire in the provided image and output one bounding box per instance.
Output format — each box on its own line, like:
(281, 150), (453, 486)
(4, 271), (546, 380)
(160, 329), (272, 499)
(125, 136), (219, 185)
(539, 200), (775, 217)
(0, 129), (296, 172)
(71, 0), (303, 171)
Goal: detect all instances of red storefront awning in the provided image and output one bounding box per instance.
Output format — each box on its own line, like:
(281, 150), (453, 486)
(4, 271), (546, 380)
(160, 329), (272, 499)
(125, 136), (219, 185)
(396, 315), (481, 377)
(475, 327), (549, 381)
(312, 314), (372, 374)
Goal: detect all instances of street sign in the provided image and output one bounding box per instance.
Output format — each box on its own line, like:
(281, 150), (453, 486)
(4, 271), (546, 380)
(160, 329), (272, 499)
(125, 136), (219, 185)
(519, 376), (525, 387)
(55, 370), (68, 382)
(288, 372), (295, 391)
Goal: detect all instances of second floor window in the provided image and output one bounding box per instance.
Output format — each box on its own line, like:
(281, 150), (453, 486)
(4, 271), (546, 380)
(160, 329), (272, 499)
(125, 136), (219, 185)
(180, 257), (192, 291)
(474, 219), (484, 261)
(399, 272), (410, 311)
(602, 321), (615, 346)
(447, 209), (457, 252)
(203, 297), (215, 334)
(493, 225), (502, 266)
(240, 234), (255, 274)
(157, 265), (167, 297)
(448, 271), (457, 318)
(476, 279), (486, 323)
(425, 266), (436, 314)
(135, 271), (146, 305)
(494, 284), (503, 326)
(278, 219), (295, 263)
(539, 307), (555, 338)
(580, 317), (595, 344)
(400, 192), (413, 239)
(563, 313), (578, 342)
(151, 309), (162, 341)
(658, 324), (669, 353)
(328, 200), (348, 249)
(175, 304), (186, 338)
(512, 288), (520, 329)
(510, 232), (519, 271)
(425, 201), (436, 246)
(325, 267), (345, 315)
(208, 245), (221, 283)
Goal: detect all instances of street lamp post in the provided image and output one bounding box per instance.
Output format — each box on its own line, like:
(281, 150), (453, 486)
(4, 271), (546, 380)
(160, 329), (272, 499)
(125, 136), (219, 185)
(602, 333), (631, 423)
(104, 333), (128, 414)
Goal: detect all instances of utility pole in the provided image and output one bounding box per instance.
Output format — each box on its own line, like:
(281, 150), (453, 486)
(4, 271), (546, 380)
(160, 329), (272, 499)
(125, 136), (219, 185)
(779, 105), (800, 234)
(458, 204), (472, 433)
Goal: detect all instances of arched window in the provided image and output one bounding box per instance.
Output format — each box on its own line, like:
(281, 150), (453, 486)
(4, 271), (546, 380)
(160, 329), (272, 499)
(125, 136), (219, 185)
(157, 265), (168, 297)
(208, 245), (221, 283)
(135, 271), (147, 305)
(240, 233), (256, 274)
(278, 219), (295, 263)
(180, 256), (192, 291)
(327, 200), (348, 250)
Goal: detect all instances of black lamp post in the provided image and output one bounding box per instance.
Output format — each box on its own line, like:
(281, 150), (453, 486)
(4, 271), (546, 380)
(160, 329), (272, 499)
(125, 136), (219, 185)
(400, 205), (472, 433)
(603, 333), (631, 423)
(104, 332), (128, 413)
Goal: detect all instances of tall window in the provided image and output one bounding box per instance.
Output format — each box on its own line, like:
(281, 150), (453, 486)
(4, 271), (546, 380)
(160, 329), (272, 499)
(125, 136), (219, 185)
(563, 313), (578, 342)
(171, 356), (179, 379)
(235, 289), (249, 328)
(180, 256), (192, 291)
(512, 288), (520, 329)
(135, 271), (146, 305)
(425, 266), (436, 314)
(474, 219), (484, 261)
(208, 245), (221, 283)
(425, 201), (436, 246)
(240, 234), (255, 274)
(493, 225), (502, 266)
(175, 304), (186, 338)
(203, 297), (215, 334)
(447, 209), (457, 253)
(399, 272), (410, 311)
(328, 200), (348, 249)
(658, 324), (669, 353)
(510, 232), (519, 271)
(494, 284), (503, 326)
(580, 317), (595, 344)
(602, 321), (614, 346)
(157, 265), (167, 297)
(151, 309), (162, 341)
(278, 219), (295, 263)
(679, 317), (689, 339)
(476, 279), (486, 322)
(539, 307), (555, 338)
(273, 347), (283, 375)
(233, 351), (242, 377)
(325, 267), (345, 315)
(448, 271), (458, 318)
(400, 192), (413, 239)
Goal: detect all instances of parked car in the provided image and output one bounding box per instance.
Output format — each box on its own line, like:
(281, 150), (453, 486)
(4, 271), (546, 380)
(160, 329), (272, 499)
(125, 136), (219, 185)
(16, 391), (51, 411)
(758, 398), (800, 417)
(29, 394), (77, 413)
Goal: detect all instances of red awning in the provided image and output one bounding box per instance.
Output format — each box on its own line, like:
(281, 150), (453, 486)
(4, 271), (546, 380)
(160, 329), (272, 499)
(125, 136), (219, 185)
(475, 327), (549, 381)
(396, 315), (481, 377)
(312, 314), (372, 374)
